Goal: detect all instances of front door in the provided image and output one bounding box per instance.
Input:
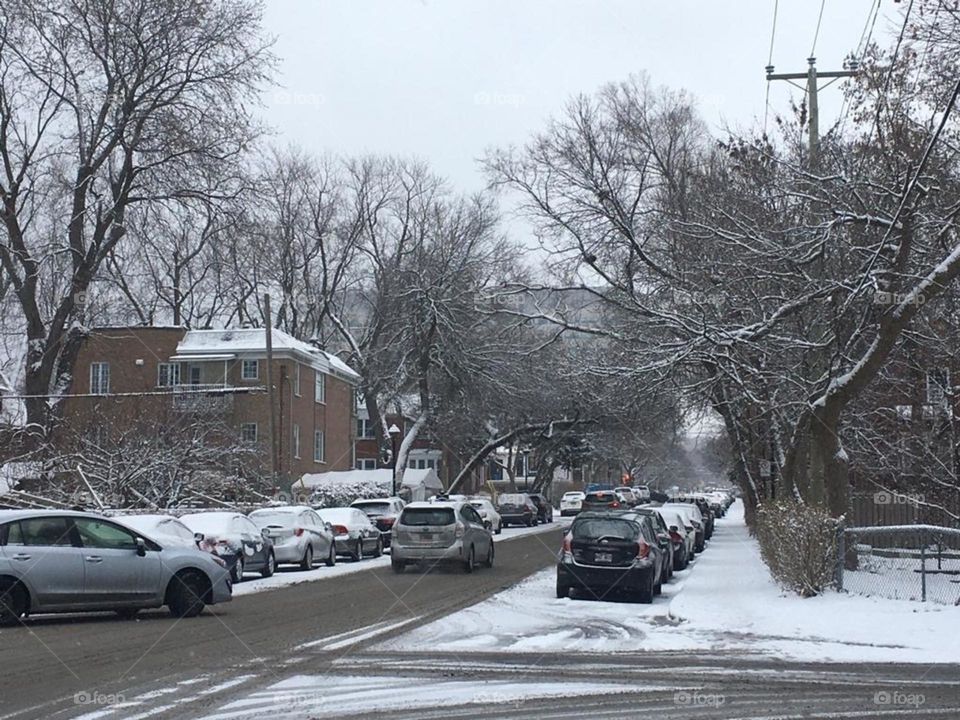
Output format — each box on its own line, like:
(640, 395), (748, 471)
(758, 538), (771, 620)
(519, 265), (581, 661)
(73, 518), (162, 604)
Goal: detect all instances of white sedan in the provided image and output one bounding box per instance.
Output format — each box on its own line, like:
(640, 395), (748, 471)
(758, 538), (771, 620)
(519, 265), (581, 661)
(559, 491), (585, 516)
(468, 497), (503, 534)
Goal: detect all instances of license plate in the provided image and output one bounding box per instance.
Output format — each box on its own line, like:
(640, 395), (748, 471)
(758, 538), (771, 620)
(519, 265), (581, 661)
(595, 552), (612, 563)
(420, 532), (433, 540)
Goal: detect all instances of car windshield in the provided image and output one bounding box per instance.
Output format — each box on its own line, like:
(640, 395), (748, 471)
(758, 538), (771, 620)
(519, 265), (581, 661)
(353, 502), (391, 516)
(498, 494), (528, 505)
(249, 511), (295, 527)
(563, 492), (583, 499)
(401, 508), (456, 526)
(571, 518), (639, 541)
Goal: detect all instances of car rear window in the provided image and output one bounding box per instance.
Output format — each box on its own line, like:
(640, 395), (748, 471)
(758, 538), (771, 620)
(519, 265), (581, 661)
(571, 518), (639, 541)
(585, 492), (613, 501)
(354, 502), (391, 516)
(249, 511), (295, 527)
(400, 508), (456, 526)
(498, 494), (528, 505)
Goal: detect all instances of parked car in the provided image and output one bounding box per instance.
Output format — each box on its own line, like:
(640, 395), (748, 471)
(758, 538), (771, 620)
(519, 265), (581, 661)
(467, 497), (503, 534)
(556, 511), (663, 603)
(180, 511), (276, 583)
(632, 485), (651, 502)
(117, 514), (208, 551)
(623, 508), (674, 581)
(315, 508), (382, 561)
(350, 498), (406, 548)
(497, 494), (538, 527)
(654, 506), (695, 570)
(528, 493), (554, 523)
(248, 506), (336, 570)
(581, 490), (623, 512)
(0, 510), (232, 624)
(391, 501), (494, 573)
(614, 487), (639, 506)
(675, 496), (715, 539)
(662, 503), (705, 553)
(560, 491), (585, 517)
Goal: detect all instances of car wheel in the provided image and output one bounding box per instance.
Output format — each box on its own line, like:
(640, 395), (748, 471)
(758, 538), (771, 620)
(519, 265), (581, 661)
(352, 538), (363, 562)
(637, 572), (654, 604)
(654, 572), (663, 596)
(300, 545), (314, 571)
(168, 571), (207, 618)
(556, 580), (570, 599)
(230, 555), (245, 584)
(115, 608), (140, 620)
(260, 552), (276, 578)
(463, 545), (476, 574)
(373, 538), (383, 558)
(483, 541), (494, 568)
(325, 543), (336, 567)
(0, 581), (27, 627)
(391, 556), (406, 574)
(495, 522), (502, 535)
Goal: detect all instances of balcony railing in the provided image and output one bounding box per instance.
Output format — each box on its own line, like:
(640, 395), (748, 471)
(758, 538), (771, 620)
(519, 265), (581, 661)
(171, 384), (236, 414)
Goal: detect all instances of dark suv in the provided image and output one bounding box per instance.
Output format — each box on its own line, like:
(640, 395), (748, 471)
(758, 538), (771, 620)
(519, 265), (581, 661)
(527, 494), (554, 524)
(580, 490), (623, 512)
(497, 493), (538, 527)
(556, 511), (663, 603)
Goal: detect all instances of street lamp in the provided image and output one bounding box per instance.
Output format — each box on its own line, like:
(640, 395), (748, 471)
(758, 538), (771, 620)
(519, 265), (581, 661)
(388, 424), (401, 497)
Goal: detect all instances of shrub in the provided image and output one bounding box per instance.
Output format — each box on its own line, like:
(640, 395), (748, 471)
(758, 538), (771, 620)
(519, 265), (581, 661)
(755, 500), (840, 597)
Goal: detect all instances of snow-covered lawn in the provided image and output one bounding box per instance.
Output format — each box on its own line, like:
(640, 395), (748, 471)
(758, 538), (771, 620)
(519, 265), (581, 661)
(379, 502), (960, 663)
(232, 517), (569, 597)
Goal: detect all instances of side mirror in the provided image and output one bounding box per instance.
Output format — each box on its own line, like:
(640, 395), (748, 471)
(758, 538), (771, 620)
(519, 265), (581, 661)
(135, 537), (147, 557)
(261, 528), (270, 539)
(669, 525), (679, 532)
(194, 532), (205, 544)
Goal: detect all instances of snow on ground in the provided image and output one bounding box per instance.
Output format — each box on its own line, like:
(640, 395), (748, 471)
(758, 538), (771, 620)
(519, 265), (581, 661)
(380, 501), (960, 663)
(232, 517), (569, 597)
(199, 675), (662, 720)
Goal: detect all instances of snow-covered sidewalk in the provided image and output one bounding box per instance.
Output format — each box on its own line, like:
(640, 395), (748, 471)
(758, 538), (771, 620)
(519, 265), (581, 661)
(379, 502), (960, 663)
(232, 516), (569, 597)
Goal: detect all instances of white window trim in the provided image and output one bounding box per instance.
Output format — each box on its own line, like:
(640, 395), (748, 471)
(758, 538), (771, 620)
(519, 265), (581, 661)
(90, 362), (110, 395)
(293, 362), (301, 397)
(293, 424), (301, 459)
(240, 423), (258, 443)
(315, 370), (326, 404)
(241, 359), (259, 381)
(314, 429), (325, 464)
(157, 362), (181, 387)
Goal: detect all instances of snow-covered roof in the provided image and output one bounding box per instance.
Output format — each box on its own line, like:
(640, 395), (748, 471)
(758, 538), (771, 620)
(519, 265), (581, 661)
(296, 468), (443, 491)
(174, 328), (361, 384)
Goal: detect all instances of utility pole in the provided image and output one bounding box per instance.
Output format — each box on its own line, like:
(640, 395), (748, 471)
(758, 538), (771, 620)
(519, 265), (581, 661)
(767, 56), (858, 167)
(264, 294), (279, 483)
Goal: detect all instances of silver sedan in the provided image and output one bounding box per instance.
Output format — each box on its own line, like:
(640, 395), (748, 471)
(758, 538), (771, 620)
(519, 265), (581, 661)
(249, 506), (336, 569)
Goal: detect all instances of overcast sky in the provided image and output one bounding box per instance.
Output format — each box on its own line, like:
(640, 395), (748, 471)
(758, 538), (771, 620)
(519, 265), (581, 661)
(261, 0), (896, 196)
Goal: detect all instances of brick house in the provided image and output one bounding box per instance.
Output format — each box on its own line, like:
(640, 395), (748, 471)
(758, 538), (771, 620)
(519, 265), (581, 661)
(353, 406), (447, 477)
(59, 327), (361, 482)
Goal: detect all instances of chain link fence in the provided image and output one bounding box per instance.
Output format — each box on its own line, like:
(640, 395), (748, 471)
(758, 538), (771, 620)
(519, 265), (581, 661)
(837, 525), (960, 605)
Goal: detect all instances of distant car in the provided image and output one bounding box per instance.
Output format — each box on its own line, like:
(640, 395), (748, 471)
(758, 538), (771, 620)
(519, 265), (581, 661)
(391, 501), (494, 573)
(581, 490), (623, 512)
(0, 510), (232, 624)
(468, 497), (503, 534)
(528, 493), (554, 523)
(117, 514), (207, 551)
(655, 507), (694, 570)
(560, 491), (585, 517)
(248, 506), (336, 569)
(316, 508), (382, 561)
(662, 503), (705, 553)
(632, 485), (651, 502)
(620, 508), (674, 582)
(614, 487), (639, 506)
(556, 511), (663, 603)
(180, 512), (276, 583)
(497, 494), (538, 527)
(350, 498), (406, 548)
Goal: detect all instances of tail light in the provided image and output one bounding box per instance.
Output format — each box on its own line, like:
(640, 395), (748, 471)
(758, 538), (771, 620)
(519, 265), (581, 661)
(455, 524), (465, 538)
(294, 528), (304, 537)
(669, 530), (683, 543)
(380, 517), (395, 528)
(562, 534), (572, 554)
(636, 541), (650, 559)
(332, 524), (348, 535)
(610, 501), (620, 508)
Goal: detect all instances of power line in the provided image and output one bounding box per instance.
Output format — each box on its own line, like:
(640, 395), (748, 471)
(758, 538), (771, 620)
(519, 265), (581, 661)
(810, 0), (828, 58)
(764, 0), (780, 135)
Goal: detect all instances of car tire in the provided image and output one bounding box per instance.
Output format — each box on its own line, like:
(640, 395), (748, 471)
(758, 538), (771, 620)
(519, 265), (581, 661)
(260, 552), (276, 578)
(373, 538), (383, 558)
(463, 545), (476, 574)
(352, 538), (363, 562)
(300, 545), (314, 571)
(556, 580), (570, 599)
(325, 543), (336, 567)
(0, 581), (27, 627)
(495, 522), (502, 535)
(483, 542), (494, 568)
(230, 555), (245, 584)
(637, 572), (654, 604)
(168, 571), (207, 618)
(391, 557), (406, 574)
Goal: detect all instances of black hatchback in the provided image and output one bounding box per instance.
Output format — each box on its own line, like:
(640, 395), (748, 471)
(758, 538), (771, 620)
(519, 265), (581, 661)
(527, 493), (554, 524)
(556, 511), (663, 603)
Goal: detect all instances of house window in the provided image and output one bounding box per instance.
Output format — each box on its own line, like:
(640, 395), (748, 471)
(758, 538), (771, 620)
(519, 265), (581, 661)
(293, 424), (301, 459)
(240, 423), (258, 443)
(314, 430), (325, 463)
(293, 362), (301, 396)
(158, 363), (181, 387)
(315, 370), (325, 404)
(356, 418), (375, 439)
(241, 360), (259, 380)
(926, 368), (950, 405)
(90, 363), (110, 395)
(355, 458), (377, 471)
